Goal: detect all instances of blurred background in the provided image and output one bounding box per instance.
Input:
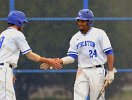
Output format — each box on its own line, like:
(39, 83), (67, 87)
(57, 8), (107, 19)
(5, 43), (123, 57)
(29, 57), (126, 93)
(0, 0), (132, 100)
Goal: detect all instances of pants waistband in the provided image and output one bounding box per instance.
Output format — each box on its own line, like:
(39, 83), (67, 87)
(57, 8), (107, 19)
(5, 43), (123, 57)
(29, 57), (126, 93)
(88, 65), (102, 68)
(0, 63), (13, 68)
(96, 65), (102, 68)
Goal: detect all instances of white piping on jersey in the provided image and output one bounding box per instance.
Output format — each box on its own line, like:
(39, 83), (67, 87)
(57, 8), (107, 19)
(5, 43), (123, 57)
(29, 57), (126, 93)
(103, 47), (112, 52)
(67, 51), (78, 55)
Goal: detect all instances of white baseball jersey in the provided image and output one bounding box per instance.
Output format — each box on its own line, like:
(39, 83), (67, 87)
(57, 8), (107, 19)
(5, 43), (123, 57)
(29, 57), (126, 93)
(67, 27), (112, 68)
(0, 27), (31, 67)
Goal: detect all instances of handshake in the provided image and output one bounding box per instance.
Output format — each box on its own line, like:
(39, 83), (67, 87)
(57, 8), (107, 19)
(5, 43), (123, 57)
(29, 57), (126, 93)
(39, 58), (63, 70)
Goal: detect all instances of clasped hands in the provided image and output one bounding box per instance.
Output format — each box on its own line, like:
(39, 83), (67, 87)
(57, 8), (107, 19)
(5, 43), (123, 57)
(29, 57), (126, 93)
(40, 58), (63, 69)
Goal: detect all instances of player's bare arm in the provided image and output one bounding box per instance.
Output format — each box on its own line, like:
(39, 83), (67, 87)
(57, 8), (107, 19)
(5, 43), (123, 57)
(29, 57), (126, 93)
(105, 54), (115, 84)
(40, 56), (75, 69)
(26, 51), (62, 69)
(107, 54), (114, 71)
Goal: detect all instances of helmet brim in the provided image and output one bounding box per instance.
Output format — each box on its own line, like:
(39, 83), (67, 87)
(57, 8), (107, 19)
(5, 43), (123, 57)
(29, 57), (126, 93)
(24, 20), (28, 23)
(76, 17), (88, 20)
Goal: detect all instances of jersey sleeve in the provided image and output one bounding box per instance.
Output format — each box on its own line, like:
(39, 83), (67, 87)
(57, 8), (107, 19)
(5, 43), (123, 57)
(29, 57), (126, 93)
(67, 37), (78, 59)
(100, 30), (113, 53)
(15, 32), (31, 55)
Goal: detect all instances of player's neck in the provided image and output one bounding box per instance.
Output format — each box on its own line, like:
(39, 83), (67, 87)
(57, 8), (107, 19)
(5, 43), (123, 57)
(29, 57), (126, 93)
(8, 26), (22, 31)
(8, 26), (18, 30)
(81, 27), (91, 34)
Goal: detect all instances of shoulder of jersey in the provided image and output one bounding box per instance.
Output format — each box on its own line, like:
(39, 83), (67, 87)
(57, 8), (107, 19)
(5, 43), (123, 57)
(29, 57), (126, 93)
(8, 29), (24, 37)
(0, 29), (24, 40)
(70, 31), (82, 41)
(92, 27), (105, 33)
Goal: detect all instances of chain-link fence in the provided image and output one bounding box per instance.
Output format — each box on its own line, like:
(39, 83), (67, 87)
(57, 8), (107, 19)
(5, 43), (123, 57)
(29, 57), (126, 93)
(0, 0), (132, 100)
(13, 69), (132, 100)
(14, 70), (76, 100)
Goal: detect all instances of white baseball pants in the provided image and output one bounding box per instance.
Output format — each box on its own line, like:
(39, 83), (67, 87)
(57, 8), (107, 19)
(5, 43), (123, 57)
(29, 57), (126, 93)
(0, 63), (16, 100)
(74, 66), (105, 100)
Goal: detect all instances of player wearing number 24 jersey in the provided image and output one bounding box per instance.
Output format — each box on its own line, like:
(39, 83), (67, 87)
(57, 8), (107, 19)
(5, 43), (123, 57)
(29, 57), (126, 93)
(63, 9), (115, 100)
(68, 27), (112, 68)
(41, 9), (115, 100)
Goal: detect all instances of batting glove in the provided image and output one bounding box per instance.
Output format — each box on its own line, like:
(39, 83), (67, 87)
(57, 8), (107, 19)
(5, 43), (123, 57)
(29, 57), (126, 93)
(105, 71), (114, 84)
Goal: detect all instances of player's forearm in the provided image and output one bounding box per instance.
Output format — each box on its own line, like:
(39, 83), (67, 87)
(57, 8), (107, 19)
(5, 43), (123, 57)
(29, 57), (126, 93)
(25, 51), (55, 63)
(26, 51), (42, 62)
(26, 51), (62, 69)
(107, 54), (114, 71)
(60, 56), (75, 65)
(26, 51), (48, 63)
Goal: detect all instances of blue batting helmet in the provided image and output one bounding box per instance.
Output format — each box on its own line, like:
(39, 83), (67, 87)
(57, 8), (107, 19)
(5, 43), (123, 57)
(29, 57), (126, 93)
(7, 10), (28, 27)
(76, 9), (94, 27)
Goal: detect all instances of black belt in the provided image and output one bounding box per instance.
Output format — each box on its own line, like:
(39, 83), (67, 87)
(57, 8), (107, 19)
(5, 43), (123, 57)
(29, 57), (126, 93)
(96, 65), (102, 68)
(88, 65), (102, 68)
(0, 63), (13, 68)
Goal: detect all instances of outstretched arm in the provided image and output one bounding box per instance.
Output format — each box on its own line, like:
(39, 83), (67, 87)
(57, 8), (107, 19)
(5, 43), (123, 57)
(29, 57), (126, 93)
(25, 51), (41, 62)
(58, 56), (75, 65)
(40, 56), (75, 69)
(25, 51), (62, 69)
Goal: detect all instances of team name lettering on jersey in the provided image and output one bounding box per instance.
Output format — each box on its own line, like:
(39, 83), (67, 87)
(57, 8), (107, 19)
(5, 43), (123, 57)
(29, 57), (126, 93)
(76, 40), (95, 49)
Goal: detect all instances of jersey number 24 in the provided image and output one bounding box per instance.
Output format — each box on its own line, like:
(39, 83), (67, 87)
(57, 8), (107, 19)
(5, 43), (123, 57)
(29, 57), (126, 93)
(89, 49), (97, 58)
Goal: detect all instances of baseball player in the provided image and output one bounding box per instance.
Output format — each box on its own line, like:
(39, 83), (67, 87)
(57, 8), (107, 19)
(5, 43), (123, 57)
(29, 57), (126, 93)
(41, 9), (115, 100)
(0, 10), (62, 100)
